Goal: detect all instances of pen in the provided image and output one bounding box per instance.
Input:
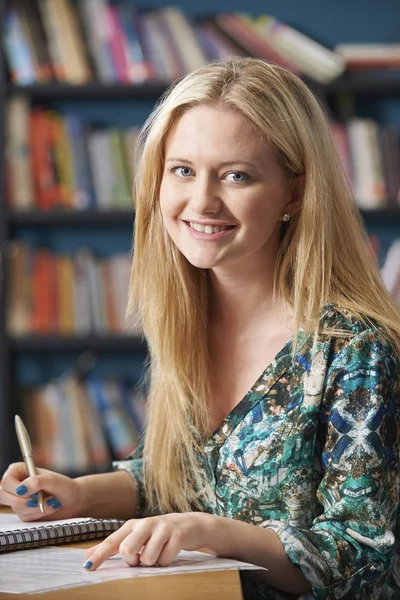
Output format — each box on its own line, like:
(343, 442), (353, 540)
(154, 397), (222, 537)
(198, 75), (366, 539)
(15, 415), (44, 513)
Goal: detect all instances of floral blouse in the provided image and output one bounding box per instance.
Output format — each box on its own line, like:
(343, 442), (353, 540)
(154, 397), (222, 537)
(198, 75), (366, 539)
(113, 304), (400, 600)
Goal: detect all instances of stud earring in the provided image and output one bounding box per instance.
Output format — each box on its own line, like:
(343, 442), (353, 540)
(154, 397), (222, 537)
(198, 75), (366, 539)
(282, 214), (291, 222)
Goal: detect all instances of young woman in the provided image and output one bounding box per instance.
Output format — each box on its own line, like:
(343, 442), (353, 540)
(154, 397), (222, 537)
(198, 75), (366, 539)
(1, 58), (400, 600)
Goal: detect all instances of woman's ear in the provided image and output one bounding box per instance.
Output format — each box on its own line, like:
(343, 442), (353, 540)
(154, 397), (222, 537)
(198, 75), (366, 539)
(286, 174), (305, 215)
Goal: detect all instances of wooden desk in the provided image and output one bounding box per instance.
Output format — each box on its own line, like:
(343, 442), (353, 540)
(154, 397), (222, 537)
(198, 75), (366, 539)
(0, 508), (243, 599)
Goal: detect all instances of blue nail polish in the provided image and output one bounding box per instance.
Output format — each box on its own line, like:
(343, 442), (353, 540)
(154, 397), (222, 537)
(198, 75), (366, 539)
(15, 484), (28, 496)
(29, 493), (39, 499)
(46, 497), (59, 506)
(26, 499), (38, 508)
(52, 501), (62, 510)
(83, 561), (93, 570)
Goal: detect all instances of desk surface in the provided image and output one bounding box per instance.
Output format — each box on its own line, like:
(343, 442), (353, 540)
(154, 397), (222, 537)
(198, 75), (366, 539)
(0, 508), (243, 599)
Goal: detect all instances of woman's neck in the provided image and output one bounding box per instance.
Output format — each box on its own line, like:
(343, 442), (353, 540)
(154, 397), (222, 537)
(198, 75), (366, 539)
(208, 266), (290, 335)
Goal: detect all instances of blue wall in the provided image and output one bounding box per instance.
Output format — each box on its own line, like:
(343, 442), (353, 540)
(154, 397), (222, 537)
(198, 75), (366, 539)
(143, 0), (400, 44)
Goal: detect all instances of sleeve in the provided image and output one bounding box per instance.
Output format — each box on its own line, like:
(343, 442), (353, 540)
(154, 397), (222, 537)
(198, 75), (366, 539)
(112, 436), (153, 518)
(266, 329), (400, 599)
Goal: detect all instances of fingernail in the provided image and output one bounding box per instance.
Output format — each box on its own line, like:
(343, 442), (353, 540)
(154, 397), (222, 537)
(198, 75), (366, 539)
(51, 501), (62, 510)
(29, 493), (39, 499)
(15, 484), (28, 496)
(46, 497), (59, 507)
(26, 499), (38, 507)
(83, 561), (93, 570)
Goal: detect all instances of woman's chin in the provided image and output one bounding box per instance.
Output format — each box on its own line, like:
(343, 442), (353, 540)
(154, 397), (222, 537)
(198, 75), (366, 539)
(185, 255), (220, 270)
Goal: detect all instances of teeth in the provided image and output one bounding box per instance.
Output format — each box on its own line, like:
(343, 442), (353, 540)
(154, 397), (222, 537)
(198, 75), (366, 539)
(189, 222), (230, 234)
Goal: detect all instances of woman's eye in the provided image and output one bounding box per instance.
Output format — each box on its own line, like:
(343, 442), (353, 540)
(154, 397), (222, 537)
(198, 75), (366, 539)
(225, 171), (250, 183)
(172, 166), (193, 178)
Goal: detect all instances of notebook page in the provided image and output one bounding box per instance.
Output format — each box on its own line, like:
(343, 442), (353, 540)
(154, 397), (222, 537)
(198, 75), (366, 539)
(0, 547), (265, 594)
(0, 512), (96, 532)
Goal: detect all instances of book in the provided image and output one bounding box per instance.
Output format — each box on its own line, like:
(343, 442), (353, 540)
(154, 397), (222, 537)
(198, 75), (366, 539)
(38, 0), (68, 81)
(5, 95), (33, 210)
(0, 513), (124, 553)
(334, 43), (400, 69)
(346, 118), (388, 209)
(215, 13), (299, 73)
(78, 0), (116, 83)
(254, 15), (345, 83)
(3, 2), (36, 84)
(21, 0), (53, 81)
(379, 125), (400, 207)
(158, 7), (208, 73)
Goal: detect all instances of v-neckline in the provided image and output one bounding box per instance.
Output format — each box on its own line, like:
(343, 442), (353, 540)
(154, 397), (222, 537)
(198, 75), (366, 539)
(204, 303), (334, 447)
(206, 333), (296, 447)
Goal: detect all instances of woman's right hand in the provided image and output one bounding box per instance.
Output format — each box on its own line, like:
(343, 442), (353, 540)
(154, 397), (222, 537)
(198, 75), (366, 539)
(0, 462), (82, 522)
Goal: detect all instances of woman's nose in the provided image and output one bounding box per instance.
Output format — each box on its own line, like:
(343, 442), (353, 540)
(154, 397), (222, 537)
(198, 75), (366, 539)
(189, 177), (222, 215)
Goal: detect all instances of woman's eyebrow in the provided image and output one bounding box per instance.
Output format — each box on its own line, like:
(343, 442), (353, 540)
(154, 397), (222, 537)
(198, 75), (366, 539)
(165, 157), (259, 169)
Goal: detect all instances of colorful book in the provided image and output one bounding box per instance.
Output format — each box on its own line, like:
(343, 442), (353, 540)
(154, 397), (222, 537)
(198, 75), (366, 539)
(255, 15), (345, 83)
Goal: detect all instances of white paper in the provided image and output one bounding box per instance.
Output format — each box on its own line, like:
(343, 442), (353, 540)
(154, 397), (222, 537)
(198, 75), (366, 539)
(0, 547), (265, 594)
(0, 513), (96, 532)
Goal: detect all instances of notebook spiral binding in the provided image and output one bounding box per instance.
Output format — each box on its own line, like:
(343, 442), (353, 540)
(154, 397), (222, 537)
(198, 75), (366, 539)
(0, 518), (125, 553)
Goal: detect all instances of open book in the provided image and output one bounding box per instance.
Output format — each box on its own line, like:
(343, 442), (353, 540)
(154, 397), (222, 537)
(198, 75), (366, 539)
(0, 512), (124, 553)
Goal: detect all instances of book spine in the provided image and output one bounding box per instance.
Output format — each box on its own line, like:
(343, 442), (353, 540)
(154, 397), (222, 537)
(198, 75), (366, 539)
(7, 242), (29, 335)
(5, 96), (33, 210)
(216, 13), (299, 73)
(257, 15), (345, 83)
(17, 1), (42, 82)
(159, 7), (208, 73)
(106, 3), (130, 83)
(147, 11), (185, 80)
(78, 0), (115, 82)
(57, 255), (75, 335)
(38, 0), (67, 80)
(73, 250), (92, 336)
(64, 114), (94, 209)
(118, 3), (150, 83)
(347, 119), (387, 210)
(3, 5), (37, 84)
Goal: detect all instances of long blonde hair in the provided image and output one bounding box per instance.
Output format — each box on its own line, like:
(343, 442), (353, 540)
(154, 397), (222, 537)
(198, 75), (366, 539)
(127, 58), (400, 514)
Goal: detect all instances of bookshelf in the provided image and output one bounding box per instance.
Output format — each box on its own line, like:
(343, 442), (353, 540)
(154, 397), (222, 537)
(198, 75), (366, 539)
(9, 335), (146, 353)
(5, 69), (400, 98)
(8, 209), (135, 227)
(0, 0), (399, 477)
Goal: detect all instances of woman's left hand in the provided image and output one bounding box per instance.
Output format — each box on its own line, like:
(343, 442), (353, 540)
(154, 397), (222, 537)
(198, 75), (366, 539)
(83, 512), (216, 570)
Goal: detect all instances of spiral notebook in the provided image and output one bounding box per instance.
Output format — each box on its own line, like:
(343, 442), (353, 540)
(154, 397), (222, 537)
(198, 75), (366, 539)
(0, 512), (125, 553)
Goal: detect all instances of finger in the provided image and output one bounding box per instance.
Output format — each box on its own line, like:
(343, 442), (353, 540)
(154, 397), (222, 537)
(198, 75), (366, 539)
(157, 537), (182, 567)
(1, 464), (46, 494)
(83, 521), (137, 571)
(0, 486), (32, 509)
(137, 529), (170, 567)
(8, 495), (64, 522)
(2, 470), (58, 498)
(84, 543), (102, 559)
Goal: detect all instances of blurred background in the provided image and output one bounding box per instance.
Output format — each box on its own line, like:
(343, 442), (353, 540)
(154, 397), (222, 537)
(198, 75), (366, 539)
(0, 0), (399, 478)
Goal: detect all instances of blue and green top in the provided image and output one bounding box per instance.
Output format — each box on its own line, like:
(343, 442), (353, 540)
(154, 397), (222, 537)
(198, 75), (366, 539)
(114, 304), (400, 599)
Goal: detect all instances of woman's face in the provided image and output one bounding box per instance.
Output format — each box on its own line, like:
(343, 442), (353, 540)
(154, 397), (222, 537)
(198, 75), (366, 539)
(159, 104), (301, 272)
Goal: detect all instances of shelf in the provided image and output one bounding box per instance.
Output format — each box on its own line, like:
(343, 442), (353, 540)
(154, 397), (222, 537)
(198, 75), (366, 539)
(7, 207), (400, 227)
(9, 209), (134, 227)
(360, 208), (400, 223)
(325, 69), (400, 94)
(9, 335), (146, 352)
(6, 81), (170, 99)
(5, 70), (400, 99)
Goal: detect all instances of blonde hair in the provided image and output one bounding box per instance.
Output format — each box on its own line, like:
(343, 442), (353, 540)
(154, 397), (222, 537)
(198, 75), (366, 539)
(127, 58), (400, 514)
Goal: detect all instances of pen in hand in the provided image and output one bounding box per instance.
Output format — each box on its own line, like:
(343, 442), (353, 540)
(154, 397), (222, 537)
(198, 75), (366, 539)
(15, 414), (45, 513)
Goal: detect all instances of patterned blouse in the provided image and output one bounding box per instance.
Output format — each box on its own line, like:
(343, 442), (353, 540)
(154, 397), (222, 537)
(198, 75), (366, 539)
(113, 304), (400, 600)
